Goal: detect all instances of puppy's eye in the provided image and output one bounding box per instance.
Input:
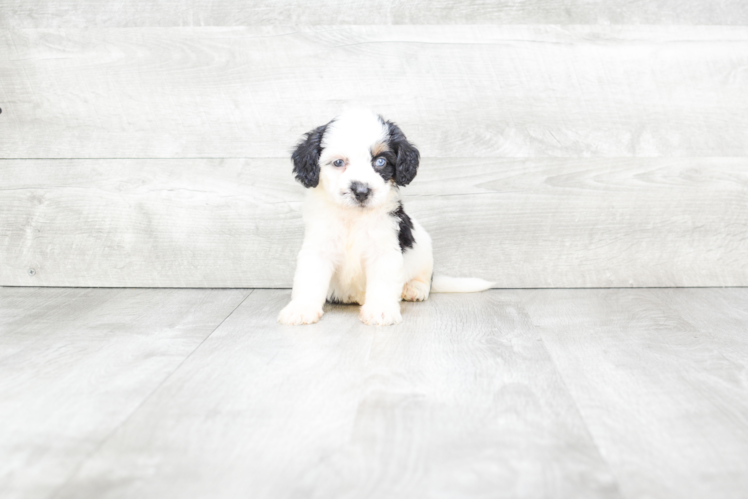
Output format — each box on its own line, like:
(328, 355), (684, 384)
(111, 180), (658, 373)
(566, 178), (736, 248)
(374, 157), (386, 168)
(332, 159), (345, 167)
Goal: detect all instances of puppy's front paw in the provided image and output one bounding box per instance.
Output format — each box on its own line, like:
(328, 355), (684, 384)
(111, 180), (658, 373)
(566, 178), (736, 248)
(359, 302), (402, 326)
(402, 279), (430, 302)
(278, 301), (324, 325)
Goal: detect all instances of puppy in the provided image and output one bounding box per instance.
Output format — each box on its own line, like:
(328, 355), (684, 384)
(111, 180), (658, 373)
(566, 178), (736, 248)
(278, 109), (493, 326)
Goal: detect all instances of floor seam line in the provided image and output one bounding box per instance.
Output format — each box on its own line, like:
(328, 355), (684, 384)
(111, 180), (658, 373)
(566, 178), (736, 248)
(48, 288), (255, 497)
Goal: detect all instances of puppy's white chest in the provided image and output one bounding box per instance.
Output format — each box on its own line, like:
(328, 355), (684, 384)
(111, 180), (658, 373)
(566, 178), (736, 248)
(328, 215), (398, 304)
(337, 231), (367, 289)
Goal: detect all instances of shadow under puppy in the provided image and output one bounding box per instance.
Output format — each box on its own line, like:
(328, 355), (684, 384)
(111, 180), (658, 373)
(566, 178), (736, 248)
(278, 109), (493, 326)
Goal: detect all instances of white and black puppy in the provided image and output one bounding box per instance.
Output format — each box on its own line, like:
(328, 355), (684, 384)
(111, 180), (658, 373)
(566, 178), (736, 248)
(278, 109), (493, 326)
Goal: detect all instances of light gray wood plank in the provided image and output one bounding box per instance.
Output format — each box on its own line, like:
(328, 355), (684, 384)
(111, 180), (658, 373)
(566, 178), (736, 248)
(2, 0), (747, 28)
(0, 158), (302, 288)
(2, 157), (746, 288)
(0, 287), (89, 331)
(663, 288), (748, 364)
(0, 287), (250, 498)
(0, 287), (121, 360)
(524, 288), (748, 497)
(54, 290), (619, 498)
(315, 291), (618, 498)
(53, 290), (380, 497)
(2, 26), (748, 158)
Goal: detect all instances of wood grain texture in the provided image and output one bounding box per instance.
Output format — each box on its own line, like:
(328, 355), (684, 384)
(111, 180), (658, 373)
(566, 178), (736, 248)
(525, 288), (748, 497)
(53, 290), (381, 497)
(54, 289), (619, 498)
(2, 26), (748, 158)
(4, 288), (748, 497)
(2, 0), (748, 27)
(2, 157), (746, 288)
(0, 287), (250, 498)
(663, 288), (748, 364)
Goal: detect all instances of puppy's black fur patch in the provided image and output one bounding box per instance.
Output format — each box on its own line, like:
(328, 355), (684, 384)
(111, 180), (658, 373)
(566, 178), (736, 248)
(370, 149), (397, 183)
(291, 122), (330, 188)
(391, 202), (416, 252)
(383, 119), (420, 187)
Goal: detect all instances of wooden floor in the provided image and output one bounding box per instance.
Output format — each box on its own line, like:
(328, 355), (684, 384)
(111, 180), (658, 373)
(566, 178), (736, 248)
(1, 287), (747, 498)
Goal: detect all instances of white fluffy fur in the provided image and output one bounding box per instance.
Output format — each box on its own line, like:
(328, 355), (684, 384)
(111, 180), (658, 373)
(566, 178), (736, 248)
(278, 109), (492, 326)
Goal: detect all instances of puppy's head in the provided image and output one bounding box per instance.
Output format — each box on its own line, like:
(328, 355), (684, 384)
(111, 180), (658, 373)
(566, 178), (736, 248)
(291, 109), (419, 208)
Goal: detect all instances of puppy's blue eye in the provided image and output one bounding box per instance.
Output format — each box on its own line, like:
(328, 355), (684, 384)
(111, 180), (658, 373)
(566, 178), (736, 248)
(332, 159), (344, 167)
(374, 158), (386, 168)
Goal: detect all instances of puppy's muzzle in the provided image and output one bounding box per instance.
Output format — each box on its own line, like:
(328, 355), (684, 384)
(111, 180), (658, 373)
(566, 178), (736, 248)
(350, 181), (372, 203)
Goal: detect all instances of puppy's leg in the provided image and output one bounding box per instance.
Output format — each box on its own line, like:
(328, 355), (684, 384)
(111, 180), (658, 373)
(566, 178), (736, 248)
(360, 252), (404, 326)
(278, 249), (335, 325)
(402, 276), (431, 302)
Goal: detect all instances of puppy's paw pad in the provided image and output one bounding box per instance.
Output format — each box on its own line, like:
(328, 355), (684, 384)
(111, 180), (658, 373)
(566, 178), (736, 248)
(359, 303), (402, 326)
(402, 279), (430, 302)
(278, 301), (323, 325)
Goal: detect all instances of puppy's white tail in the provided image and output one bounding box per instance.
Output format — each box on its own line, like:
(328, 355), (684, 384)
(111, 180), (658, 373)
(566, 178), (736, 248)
(431, 275), (494, 293)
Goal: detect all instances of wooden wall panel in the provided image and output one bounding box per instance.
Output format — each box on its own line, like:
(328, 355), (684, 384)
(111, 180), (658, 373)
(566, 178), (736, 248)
(2, 157), (746, 288)
(2, 0), (747, 28)
(2, 26), (748, 159)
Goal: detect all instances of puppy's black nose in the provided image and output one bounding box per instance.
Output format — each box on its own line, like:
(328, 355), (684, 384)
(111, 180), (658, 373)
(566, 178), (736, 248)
(350, 181), (372, 202)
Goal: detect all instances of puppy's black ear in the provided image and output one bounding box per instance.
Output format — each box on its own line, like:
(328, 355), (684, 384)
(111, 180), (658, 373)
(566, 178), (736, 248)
(386, 121), (420, 187)
(291, 123), (328, 188)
